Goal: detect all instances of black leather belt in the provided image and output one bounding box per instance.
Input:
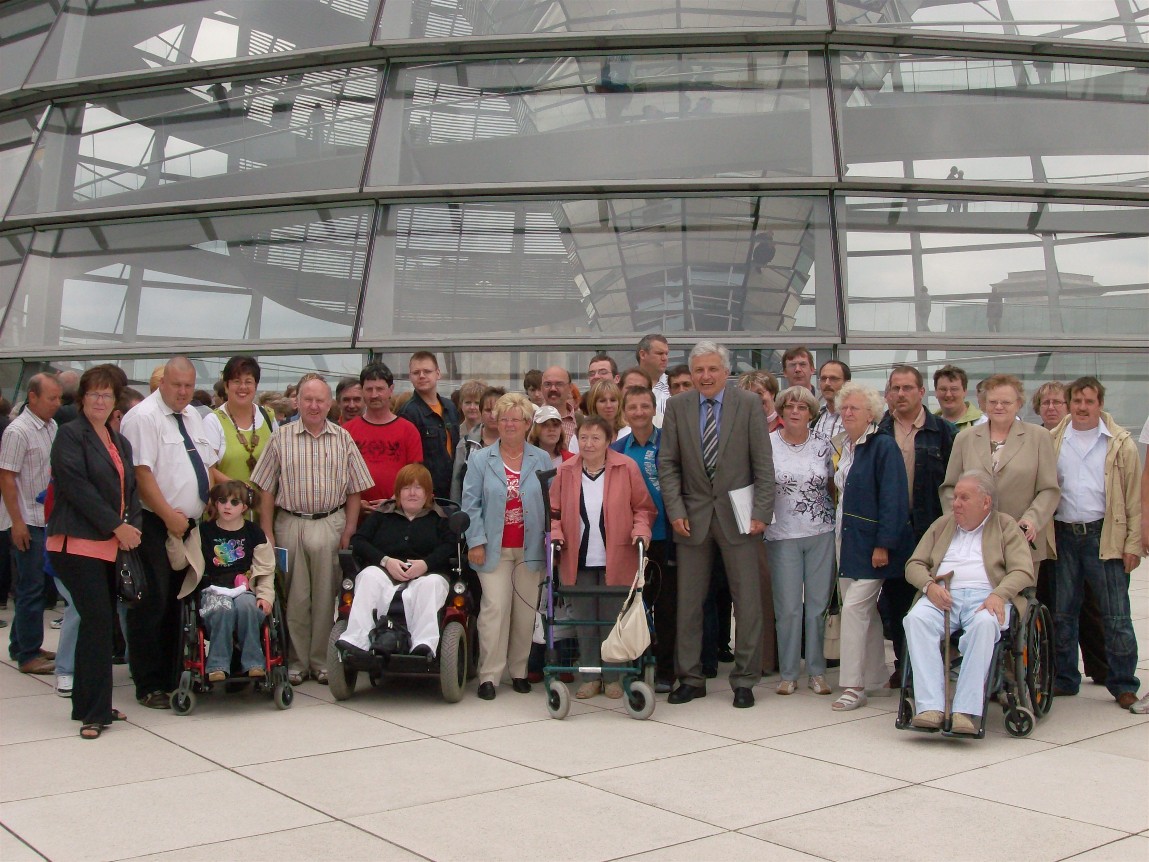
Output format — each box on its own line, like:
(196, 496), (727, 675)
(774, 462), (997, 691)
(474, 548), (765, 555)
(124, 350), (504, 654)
(1055, 518), (1104, 536)
(285, 506), (342, 520)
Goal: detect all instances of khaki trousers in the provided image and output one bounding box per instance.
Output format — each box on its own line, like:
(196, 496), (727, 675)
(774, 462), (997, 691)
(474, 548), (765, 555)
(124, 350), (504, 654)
(276, 509), (344, 676)
(838, 577), (888, 689)
(477, 547), (541, 685)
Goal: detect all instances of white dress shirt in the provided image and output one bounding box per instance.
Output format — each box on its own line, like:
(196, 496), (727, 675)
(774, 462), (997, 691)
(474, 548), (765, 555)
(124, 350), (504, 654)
(1055, 423), (1109, 523)
(120, 389), (218, 519)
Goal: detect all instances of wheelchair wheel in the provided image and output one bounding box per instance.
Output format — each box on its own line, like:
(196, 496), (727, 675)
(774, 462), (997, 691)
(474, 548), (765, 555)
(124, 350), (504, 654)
(273, 681), (293, 710)
(171, 688), (196, 716)
(1005, 706), (1035, 738)
(546, 680), (571, 720)
(1026, 603), (1054, 718)
(326, 620), (357, 701)
(624, 680), (656, 720)
(439, 620), (467, 703)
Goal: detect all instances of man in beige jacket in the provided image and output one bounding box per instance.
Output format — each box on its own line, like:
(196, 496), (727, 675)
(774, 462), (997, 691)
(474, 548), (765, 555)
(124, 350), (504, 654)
(903, 470), (1034, 734)
(1049, 376), (1142, 709)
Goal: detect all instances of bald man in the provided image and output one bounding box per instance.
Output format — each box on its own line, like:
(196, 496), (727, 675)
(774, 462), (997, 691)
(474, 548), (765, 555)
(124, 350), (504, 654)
(120, 357), (218, 708)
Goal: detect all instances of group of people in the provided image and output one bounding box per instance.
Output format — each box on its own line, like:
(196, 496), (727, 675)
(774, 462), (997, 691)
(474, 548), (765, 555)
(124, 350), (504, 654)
(2, 335), (1145, 739)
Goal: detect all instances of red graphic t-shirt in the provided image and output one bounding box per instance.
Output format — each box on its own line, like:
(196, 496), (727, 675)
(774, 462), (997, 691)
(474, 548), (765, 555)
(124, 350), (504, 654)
(345, 416), (424, 503)
(501, 465), (524, 549)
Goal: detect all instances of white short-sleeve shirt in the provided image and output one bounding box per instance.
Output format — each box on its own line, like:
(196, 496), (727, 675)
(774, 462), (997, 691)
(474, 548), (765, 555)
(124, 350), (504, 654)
(120, 389), (218, 519)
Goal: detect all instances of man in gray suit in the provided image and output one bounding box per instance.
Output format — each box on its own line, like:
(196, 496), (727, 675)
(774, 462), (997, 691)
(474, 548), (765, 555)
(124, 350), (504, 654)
(659, 341), (775, 708)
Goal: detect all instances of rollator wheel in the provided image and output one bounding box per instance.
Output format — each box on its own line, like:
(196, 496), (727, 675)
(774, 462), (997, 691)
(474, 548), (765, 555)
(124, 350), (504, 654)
(326, 620), (357, 701)
(1005, 706), (1035, 738)
(170, 689), (196, 716)
(546, 680), (571, 720)
(439, 621), (466, 703)
(625, 681), (656, 720)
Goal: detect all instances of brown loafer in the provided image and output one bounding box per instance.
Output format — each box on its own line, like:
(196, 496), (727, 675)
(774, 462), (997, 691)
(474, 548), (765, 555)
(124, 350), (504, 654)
(19, 656), (55, 675)
(1116, 692), (1138, 709)
(38, 649), (56, 660)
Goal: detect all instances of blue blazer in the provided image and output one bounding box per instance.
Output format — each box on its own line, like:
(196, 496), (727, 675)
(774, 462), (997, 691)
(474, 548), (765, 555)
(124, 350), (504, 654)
(838, 431), (914, 580)
(460, 441), (551, 574)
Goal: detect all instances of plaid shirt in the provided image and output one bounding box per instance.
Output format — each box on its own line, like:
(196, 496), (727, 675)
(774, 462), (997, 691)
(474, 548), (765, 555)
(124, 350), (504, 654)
(249, 420), (372, 514)
(0, 409), (57, 527)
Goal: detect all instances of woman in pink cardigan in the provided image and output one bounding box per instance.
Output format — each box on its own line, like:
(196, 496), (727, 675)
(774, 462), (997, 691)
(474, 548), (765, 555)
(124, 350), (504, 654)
(549, 416), (656, 700)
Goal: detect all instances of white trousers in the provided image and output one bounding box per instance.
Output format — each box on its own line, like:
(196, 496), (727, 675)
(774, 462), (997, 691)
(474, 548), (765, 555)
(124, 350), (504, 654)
(904, 587), (1010, 717)
(342, 567), (449, 654)
(838, 577), (888, 690)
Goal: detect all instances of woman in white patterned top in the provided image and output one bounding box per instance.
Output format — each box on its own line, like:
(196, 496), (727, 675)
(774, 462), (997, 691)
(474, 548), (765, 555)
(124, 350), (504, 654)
(765, 386), (836, 696)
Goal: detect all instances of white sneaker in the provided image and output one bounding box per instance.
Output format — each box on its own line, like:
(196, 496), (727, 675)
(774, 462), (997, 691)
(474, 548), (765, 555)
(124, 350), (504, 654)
(1130, 692), (1149, 714)
(56, 674), (73, 697)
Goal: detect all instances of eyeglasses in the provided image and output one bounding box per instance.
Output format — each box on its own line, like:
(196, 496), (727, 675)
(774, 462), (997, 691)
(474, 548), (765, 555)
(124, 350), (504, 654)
(499, 417), (527, 425)
(1039, 399), (1066, 407)
(216, 497), (245, 507)
(84, 392), (115, 403)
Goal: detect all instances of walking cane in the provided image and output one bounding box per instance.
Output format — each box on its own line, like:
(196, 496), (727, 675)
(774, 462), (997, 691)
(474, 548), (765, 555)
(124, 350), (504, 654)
(933, 571), (955, 728)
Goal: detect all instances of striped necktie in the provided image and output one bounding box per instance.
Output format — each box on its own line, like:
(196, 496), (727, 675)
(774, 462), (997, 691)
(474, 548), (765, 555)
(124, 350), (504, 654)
(702, 398), (718, 480)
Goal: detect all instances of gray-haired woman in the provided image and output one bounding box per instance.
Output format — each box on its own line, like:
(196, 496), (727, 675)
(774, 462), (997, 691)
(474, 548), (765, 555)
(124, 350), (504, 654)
(766, 386), (836, 695)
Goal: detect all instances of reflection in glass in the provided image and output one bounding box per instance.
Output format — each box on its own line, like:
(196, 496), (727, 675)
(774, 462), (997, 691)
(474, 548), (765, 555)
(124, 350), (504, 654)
(0, 206), (372, 350)
(377, 0), (826, 39)
(368, 52), (831, 186)
(359, 196), (833, 340)
(0, 232), (33, 322)
(839, 197), (1149, 339)
(845, 349), (1149, 432)
(26, 0), (381, 85)
(837, 53), (1149, 187)
(0, 109), (46, 218)
(9, 67), (381, 215)
(836, 0), (1149, 44)
(0, 0), (62, 93)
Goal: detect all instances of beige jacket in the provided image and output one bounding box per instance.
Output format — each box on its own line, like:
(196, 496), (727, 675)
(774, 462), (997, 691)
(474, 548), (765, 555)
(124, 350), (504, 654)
(168, 525), (277, 605)
(1050, 412), (1142, 560)
(941, 420), (1060, 562)
(905, 511), (1035, 617)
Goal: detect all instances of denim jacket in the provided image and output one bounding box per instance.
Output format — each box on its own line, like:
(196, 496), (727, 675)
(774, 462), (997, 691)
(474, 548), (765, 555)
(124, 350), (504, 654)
(876, 409), (956, 542)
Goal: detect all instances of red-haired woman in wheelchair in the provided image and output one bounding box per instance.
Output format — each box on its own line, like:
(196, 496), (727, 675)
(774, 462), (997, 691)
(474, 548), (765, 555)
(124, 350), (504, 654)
(337, 464), (454, 659)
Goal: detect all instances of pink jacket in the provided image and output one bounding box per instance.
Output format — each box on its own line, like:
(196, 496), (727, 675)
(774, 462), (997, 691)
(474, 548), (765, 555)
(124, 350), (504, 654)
(550, 450), (656, 586)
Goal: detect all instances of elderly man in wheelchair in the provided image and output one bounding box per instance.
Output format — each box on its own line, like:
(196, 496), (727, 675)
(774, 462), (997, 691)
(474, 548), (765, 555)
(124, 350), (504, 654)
(902, 469), (1036, 736)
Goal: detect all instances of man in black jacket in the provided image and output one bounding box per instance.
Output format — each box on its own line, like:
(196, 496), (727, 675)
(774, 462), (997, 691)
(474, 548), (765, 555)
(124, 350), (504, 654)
(876, 365), (957, 686)
(399, 352), (460, 501)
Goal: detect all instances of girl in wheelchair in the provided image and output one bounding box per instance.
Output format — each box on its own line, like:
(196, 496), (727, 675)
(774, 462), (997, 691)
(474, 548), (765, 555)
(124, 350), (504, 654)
(170, 480), (276, 681)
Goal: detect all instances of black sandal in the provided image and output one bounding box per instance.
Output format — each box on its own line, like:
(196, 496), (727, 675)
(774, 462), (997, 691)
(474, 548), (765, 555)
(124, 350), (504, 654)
(101, 709), (127, 727)
(80, 724), (102, 740)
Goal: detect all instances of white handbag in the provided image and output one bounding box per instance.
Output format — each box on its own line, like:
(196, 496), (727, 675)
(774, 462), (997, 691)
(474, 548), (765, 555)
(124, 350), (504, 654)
(600, 557), (651, 663)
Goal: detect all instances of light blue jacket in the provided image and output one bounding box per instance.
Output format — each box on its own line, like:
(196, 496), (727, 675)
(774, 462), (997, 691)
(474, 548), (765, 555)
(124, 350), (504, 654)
(461, 442), (551, 573)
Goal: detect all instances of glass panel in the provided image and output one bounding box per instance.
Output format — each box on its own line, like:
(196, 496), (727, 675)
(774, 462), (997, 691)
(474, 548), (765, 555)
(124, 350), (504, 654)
(26, 0), (382, 86)
(0, 108), (46, 218)
(359, 195), (835, 341)
(0, 206), (372, 350)
(377, 0), (827, 39)
(838, 197), (1149, 340)
(0, 0), (62, 94)
(0, 232), (33, 321)
(844, 349), (1149, 433)
(836, 53), (1149, 188)
(367, 52), (833, 186)
(835, 0), (1149, 45)
(57, 351), (367, 396)
(9, 67), (381, 215)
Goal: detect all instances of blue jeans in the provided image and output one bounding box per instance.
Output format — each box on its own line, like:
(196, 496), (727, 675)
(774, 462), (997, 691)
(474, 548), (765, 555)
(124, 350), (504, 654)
(49, 555), (80, 677)
(9, 526), (46, 664)
(202, 592), (266, 675)
(1053, 521), (1140, 697)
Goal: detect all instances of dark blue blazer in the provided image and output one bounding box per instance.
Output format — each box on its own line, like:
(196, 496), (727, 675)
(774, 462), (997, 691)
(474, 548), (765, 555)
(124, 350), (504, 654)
(838, 430), (914, 580)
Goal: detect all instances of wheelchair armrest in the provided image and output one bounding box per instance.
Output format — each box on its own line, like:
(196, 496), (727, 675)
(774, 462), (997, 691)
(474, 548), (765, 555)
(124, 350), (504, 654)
(1019, 586), (1037, 600)
(337, 549), (360, 581)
